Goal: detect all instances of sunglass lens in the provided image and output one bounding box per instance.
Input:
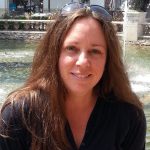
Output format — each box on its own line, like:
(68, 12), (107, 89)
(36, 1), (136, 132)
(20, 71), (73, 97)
(91, 5), (112, 21)
(61, 3), (112, 21)
(61, 2), (84, 15)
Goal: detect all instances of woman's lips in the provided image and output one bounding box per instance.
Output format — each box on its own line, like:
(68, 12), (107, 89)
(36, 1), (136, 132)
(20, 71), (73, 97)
(71, 72), (91, 79)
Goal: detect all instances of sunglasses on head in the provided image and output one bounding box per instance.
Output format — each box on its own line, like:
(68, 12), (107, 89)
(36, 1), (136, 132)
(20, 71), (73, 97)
(61, 2), (112, 22)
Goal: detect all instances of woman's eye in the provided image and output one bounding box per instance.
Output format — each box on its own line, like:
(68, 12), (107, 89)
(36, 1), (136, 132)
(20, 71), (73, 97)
(66, 46), (76, 51)
(90, 49), (101, 55)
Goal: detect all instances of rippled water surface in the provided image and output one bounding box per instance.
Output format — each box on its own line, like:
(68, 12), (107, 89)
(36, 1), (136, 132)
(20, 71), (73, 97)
(0, 40), (36, 104)
(0, 40), (150, 149)
(124, 44), (150, 149)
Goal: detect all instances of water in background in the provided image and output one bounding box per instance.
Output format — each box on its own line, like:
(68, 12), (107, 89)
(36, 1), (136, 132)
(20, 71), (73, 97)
(0, 40), (35, 104)
(124, 44), (150, 149)
(0, 39), (150, 148)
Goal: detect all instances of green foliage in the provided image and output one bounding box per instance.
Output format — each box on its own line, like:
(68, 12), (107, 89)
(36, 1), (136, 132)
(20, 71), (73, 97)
(8, 22), (14, 30)
(18, 22), (24, 29)
(80, 0), (90, 3)
(0, 22), (4, 30)
(129, 0), (148, 11)
(14, 16), (26, 19)
(31, 16), (49, 20)
(3, 13), (11, 19)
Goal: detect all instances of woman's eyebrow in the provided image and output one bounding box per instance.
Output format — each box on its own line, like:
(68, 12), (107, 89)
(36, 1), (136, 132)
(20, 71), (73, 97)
(91, 43), (106, 48)
(65, 40), (79, 44)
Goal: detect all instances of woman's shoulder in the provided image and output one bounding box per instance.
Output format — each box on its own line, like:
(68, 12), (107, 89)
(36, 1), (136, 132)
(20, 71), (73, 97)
(0, 89), (30, 130)
(0, 87), (49, 130)
(98, 94), (146, 145)
(1, 86), (47, 114)
(0, 89), (32, 150)
(103, 95), (147, 149)
(1, 88), (31, 115)
(99, 94), (146, 123)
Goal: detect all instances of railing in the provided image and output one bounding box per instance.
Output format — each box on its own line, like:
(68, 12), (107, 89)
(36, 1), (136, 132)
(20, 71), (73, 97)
(0, 19), (149, 39)
(0, 19), (124, 32)
(141, 23), (150, 36)
(0, 19), (54, 31)
(110, 10), (124, 21)
(0, 10), (125, 32)
(112, 21), (124, 37)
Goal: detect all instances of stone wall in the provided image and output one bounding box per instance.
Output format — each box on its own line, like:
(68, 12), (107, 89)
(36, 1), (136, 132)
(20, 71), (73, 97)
(0, 31), (46, 40)
(0, 30), (149, 45)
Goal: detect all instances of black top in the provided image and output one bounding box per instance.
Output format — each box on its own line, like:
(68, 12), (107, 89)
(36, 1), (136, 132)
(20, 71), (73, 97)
(0, 96), (146, 150)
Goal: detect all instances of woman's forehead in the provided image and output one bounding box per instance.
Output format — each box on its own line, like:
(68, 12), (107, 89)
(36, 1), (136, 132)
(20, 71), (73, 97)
(63, 17), (107, 48)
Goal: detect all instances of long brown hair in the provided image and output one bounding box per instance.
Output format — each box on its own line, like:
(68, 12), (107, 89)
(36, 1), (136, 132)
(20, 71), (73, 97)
(0, 8), (142, 150)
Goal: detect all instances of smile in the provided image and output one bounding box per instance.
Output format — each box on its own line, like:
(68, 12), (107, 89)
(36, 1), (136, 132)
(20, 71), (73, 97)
(71, 73), (91, 79)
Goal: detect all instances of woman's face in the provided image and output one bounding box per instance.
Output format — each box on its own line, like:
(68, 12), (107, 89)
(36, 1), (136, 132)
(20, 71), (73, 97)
(59, 17), (107, 96)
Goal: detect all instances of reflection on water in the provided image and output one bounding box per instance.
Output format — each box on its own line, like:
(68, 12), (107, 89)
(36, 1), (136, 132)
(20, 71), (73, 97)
(124, 44), (150, 149)
(0, 40), (150, 149)
(125, 44), (150, 92)
(0, 63), (30, 83)
(0, 40), (36, 104)
(0, 39), (37, 52)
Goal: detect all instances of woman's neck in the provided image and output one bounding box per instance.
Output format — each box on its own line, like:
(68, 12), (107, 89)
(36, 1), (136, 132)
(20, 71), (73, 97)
(65, 92), (97, 111)
(65, 92), (97, 148)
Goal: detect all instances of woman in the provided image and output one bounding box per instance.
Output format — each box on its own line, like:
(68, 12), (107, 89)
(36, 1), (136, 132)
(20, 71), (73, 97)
(0, 2), (146, 150)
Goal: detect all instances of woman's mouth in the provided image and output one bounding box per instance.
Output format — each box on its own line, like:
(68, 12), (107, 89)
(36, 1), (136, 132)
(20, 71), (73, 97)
(71, 73), (91, 79)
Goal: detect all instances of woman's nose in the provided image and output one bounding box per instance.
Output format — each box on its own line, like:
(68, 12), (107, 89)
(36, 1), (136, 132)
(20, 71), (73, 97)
(76, 52), (90, 67)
